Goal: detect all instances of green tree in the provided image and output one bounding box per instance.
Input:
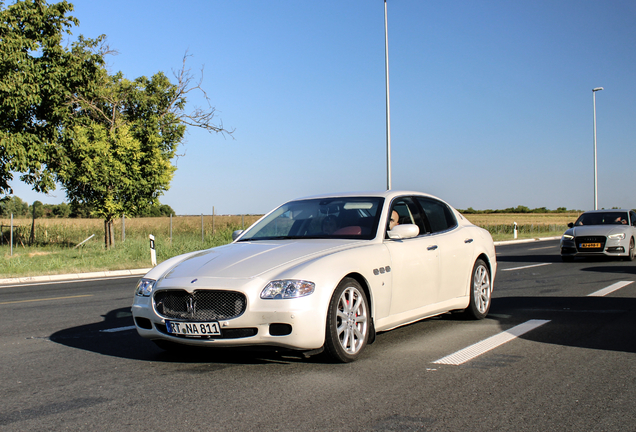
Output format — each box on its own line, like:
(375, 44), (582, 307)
(0, 195), (29, 216)
(51, 202), (70, 217)
(56, 117), (177, 246)
(137, 203), (175, 217)
(2, 1), (231, 248)
(55, 63), (230, 248)
(28, 199), (45, 218)
(0, 0), (102, 195)
(69, 201), (91, 218)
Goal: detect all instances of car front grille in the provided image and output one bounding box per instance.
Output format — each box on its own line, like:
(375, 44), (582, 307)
(574, 236), (606, 252)
(154, 290), (247, 321)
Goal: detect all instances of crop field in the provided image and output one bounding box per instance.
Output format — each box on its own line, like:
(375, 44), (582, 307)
(0, 215), (261, 278)
(0, 213), (575, 278)
(0, 215), (262, 246)
(463, 212), (580, 238)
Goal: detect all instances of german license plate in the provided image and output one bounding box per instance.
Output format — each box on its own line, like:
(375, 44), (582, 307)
(166, 321), (221, 336)
(580, 243), (601, 249)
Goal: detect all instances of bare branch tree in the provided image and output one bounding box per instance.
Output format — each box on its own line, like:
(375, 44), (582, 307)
(171, 52), (235, 138)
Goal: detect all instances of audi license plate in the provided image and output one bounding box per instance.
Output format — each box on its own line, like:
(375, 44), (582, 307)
(580, 243), (601, 249)
(166, 321), (221, 337)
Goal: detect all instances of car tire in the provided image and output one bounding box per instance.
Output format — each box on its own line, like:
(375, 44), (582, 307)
(464, 259), (492, 320)
(625, 238), (635, 261)
(561, 255), (574, 262)
(324, 278), (370, 363)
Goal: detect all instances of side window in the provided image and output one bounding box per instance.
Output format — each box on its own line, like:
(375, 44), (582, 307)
(631, 211), (636, 227)
(388, 197), (427, 235)
(416, 197), (457, 233)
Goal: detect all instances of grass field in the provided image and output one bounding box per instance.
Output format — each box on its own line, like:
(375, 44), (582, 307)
(0, 215), (261, 278)
(0, 213), (576, 278)
(463, 212), (580, 241)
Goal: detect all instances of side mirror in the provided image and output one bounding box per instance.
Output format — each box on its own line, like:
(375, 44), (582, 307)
(232, 230), (244, 241)
(387, 224), (419, 240)
(567, 222), (574, 228)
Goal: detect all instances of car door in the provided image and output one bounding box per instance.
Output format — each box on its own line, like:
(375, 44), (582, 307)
(416, 197), (474, 302)
(384, 197), (441, 316)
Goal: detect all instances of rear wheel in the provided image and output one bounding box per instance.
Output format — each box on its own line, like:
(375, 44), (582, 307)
(464, 259), (492, 320)
(324, 278), (370, 363)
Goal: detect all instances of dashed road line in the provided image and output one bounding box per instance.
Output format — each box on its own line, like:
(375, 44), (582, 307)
(501, 263), (551, 272)
(528, 246), (557, 251)
(0, 294), (93, 305)
(432, 319), (551, 365)
(100, 326), (136, 333)
(588, 281), (634, 297)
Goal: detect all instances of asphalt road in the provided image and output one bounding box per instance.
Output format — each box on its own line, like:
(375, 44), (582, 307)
(1, 239), (635, 431)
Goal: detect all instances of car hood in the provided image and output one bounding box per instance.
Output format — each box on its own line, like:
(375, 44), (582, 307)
(160, 240), (364, 280)
(566, 225), (628, 237)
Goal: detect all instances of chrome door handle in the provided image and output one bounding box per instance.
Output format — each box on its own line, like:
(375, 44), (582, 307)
(427, 245), (438, 251)
(464, 238), (474, 244)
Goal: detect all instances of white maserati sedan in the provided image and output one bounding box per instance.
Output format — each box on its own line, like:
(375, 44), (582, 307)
(132, 191), (497, 362)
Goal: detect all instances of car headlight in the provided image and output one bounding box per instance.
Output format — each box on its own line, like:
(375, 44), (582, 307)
(562, 234), (574, 240)
(261, 280), (315, 299)
(609, 233), (626, 240)
(135, 278), (156, 297)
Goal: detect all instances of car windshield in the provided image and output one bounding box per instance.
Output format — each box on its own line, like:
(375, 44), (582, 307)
(574, 212), (629, 226)
(238, 197), (385, 241)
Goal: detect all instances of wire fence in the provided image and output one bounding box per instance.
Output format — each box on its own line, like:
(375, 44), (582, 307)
(483, 223), (567, 236)
(0, 214), (263, 249)
(1, 214), (569, 249)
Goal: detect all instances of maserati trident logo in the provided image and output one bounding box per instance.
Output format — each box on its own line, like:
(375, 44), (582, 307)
(186, 297), (196, 318)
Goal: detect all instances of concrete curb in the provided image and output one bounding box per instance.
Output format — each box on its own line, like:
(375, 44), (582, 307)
(0, 268), (151, 285)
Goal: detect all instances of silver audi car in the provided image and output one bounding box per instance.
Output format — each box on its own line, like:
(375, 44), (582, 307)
(560, 209), (636, 261)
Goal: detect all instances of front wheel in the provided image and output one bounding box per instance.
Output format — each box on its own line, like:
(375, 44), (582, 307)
(324, 278), (370, 363)
(625, 238), (635, 261)
(464, 259), (492, 320)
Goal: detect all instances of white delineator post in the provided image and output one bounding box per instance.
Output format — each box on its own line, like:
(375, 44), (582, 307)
(149, 234), (157, 266)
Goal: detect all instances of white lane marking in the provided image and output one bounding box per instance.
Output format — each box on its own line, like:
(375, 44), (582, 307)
(528, 246), (558, 251)
(0, 295), (93, 305)
(100, 326), (136, 333)
(432, 319), (550, 365)
(588, 281), (634, 297)
(501, 263), (552, 272)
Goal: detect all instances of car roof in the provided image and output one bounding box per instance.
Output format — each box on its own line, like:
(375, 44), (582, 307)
(293, 190), (443, 202)
(582, 209), (631, 214)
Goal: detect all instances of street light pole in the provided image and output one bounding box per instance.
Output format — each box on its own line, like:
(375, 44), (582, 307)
(384, 0), (392, 190)
(592, 87), (603, 210)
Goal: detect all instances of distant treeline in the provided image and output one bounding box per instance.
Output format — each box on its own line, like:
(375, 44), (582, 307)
(3, 196), (587, 219)
(458, 206), (580, 214)
(0, 196), (175, 218)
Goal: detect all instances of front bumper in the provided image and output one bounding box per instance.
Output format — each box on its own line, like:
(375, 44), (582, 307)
(560, 236), (628, 258)
(132, 289), (327, 351)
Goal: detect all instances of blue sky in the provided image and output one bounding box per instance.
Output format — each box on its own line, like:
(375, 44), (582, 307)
(11, 0), (636, 214)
